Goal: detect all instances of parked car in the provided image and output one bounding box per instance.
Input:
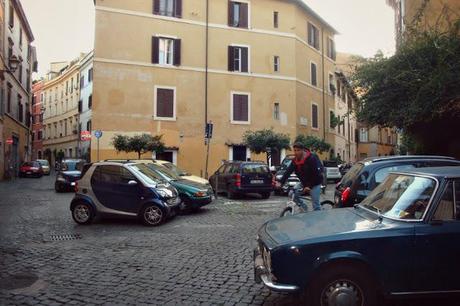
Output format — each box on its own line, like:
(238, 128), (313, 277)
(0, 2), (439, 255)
(323, 160), (342, 182)
(143, 162), (214, 212)
(335, 155), (460, 208)
(153, 159), (210, 185)
(254, 166), (460, 306)
(55, 159), (86, 192)
(209, 161), (273, 199)
(19, 161), (43, 178)
(338, 162), (352, 176)
(70, 161), (180, 226)
(36, 159), (51, 175)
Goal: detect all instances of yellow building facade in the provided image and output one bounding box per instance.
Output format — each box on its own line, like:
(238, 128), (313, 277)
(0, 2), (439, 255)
(92, 0), (337, 176)
(42, 57), (82, 164)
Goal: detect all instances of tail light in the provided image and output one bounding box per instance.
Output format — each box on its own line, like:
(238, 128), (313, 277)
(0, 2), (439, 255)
(234, 173), (241, 187)
(74, 181), (79, 193)
(341, 187), (351, 203)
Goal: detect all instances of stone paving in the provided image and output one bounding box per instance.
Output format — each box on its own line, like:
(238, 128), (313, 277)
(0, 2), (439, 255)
(0, 174), (456, 305)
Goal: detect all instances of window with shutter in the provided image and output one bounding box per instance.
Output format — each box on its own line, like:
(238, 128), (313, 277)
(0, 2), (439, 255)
(231, 92), (250, 123)
(274, 56), (280, 72)
(155, 87), (175, 120)
(229, 46), (248, 72)
(229, 1), (249, 28)
(274, 12), (279, 28)
(310, 62), (317, 86)
(88, 95), (92, 109)
(312, 104), (318, 129)
(158, 37), (174, 65)
(173, 39), (181, 66)
(327, 38), (336, 60)
(152, 36), (159, 64)
(308, 22), (319, 50)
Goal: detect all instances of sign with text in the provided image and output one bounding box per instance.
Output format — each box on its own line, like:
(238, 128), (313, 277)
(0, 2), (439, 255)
(81, 131), (91, 141)
(6, 138), (13, 145)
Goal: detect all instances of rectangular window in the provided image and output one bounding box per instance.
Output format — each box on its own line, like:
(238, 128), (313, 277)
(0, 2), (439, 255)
(9, 2), (14, 28)
(19, 27), (22, 48)
(152, 37), (181, 66)
(18, 63), (22, 84)
(229, 1), (248, 28)
(310, 62), (317, 86)
(274, 56), (280, 72)
(17, 95), (23, 122)
(86, 120), (91, 132)
(7, 83), (11, 113)
(273, 11), (278, 28)
(70, 78), (73, 93)
(80, 75), (84, 88)
(153, 0), (181, 18)
(329, 73), (335, 93)
(312, 104), (318, 129)
(8, 40), (12, 61)
(274, 102), (280, 120)
(327, 37), (336, 60)
(360, 128), (369, 142)
(155, 87), (175, 120)
(88, 95), (92, 109)
(228, 46), (248, 72)
(66, 80), (68, 95)
(88, 68), (93, 82)
(232, 92), (250, 123)
(329, 111), (334, 129)
(78, 100), (82, 113)
(308, 22), (319, 50)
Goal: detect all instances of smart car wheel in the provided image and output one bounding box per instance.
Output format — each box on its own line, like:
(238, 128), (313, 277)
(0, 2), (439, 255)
(72, 202), (94, 225)
(320, 200), (334, 210)
(280, 207), (293, 217)
(306, 265), (378, 306)
(141, 204), (165, 226)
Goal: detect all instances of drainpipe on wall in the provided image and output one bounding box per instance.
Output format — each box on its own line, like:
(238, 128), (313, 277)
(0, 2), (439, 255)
(321, 27), (326, 141)
(204, 0), (210, 178)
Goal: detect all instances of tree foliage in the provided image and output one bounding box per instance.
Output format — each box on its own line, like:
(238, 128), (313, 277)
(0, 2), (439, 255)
(243, 129), (290, 164)
(112, 134), (165, 159)
(352, 18), (460, 157)
(294, 135), (331, 154)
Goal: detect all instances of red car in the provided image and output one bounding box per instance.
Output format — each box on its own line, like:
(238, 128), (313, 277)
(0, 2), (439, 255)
(19, 161), (43, 178)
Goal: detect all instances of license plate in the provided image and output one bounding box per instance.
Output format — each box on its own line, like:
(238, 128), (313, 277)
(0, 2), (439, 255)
(27, 172), (32, 175)
(251, 180), (264, 184)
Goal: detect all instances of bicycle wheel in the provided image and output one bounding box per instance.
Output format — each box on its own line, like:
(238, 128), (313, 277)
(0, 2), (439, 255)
(320, 200), (334, 210)
(280, 207), (293, 217)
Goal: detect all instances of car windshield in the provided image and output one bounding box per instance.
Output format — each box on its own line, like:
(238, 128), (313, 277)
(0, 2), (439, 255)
(242, 164), (269, 174)
(323, 160), (338, 167)
(128, 164), (165, 185)
(147, 164), (181, 181)
(37, 160), (49, 166)
(360, 173), (437, 220)
(23, 162), (36, 167)
(62, 161), (84, 171)
(341, 163), (364, 186)
(162, 162), (187, 176)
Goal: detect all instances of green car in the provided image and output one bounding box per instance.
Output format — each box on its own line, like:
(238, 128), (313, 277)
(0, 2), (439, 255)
(145, 163), (214, 212)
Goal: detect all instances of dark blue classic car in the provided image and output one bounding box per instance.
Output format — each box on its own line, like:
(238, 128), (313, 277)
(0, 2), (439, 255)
(254, 166), (460, 306)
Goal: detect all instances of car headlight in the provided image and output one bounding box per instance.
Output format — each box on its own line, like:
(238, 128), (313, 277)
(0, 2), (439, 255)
(193, 190), (208, 197)
(157, 188), (173, 198)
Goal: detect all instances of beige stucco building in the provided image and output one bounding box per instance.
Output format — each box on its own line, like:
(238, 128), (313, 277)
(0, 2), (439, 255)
(1, 0), (36, 179)
(92, 0), (338, 177)
(42, 55), (84, 164)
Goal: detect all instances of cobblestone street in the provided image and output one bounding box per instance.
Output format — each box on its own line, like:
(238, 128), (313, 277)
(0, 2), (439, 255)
(0, 175), (457, 306)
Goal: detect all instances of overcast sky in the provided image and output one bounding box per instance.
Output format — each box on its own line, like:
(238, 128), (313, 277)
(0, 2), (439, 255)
(21, 0), (395, 79)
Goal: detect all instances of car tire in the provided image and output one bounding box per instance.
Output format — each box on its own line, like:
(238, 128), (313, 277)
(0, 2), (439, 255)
(320, 200), (334, 210)
(71, 202), (94, 225)
(140, 204), (165, 226)
(280, 207), (293, 217)
(305, 264), (379, 306)
(260, 192), (271, 199)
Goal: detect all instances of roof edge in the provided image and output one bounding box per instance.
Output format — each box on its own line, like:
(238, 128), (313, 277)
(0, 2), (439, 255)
(292, 0), (339, 34)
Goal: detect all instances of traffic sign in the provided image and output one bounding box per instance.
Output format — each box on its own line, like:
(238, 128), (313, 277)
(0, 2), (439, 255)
(6, 138), (13, 145)
(94, 130), (103, 139)
(81, 131), (91, 141)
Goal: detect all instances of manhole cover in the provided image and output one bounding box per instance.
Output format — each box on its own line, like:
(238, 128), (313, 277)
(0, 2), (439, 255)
(0, 273), (38, 290)
(49, 234), (82, 241)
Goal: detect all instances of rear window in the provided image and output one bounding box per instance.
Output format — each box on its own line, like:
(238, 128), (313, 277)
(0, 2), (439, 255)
(23, 162), (34, 167)
(323, 160), (338, 167)
(38, 160), (49, 166)
(341, 163), (365, 185)
(242, 164), (269, 174)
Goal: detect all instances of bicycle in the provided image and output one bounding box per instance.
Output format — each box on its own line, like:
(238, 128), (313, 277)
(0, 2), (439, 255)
(280, 189), (334, 217)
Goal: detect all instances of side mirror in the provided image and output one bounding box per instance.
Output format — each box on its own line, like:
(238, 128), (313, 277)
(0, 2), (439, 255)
(128, 180), (137, 186)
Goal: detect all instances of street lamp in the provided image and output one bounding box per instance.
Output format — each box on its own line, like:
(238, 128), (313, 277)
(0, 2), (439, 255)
(0, 55), (20, 79)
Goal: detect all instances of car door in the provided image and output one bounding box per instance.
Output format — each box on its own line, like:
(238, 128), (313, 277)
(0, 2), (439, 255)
(219, 164), (232, 192)
(209, 164), (225, 192)
(413, 179), (460, 292)
(91, 165), (143, 214)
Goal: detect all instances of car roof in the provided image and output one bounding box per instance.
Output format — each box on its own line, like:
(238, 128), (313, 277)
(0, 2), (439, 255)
(361, 155), (456, 164)
(394, 166), (460, 179)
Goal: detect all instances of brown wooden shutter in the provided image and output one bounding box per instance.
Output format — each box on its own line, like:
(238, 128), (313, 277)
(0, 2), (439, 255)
(240, 3), (248, 28)
(228, 1), (234, 26)
(228, 46), (234, 71)
(152, 36), (159, 64)
(307, 23), (312, 45)
(240, 95), (248, 121)
(157, 89), (174, 118)
(174, 0), (182, 18)
(153, 0), (160, 14)
(315, 27), (319, 49)
(233, 94), (248, 121)
(241, 47), (248, 73)
(173, 39), (181, 66)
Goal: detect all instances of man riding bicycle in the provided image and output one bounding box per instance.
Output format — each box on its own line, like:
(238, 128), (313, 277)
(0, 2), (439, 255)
(275, 142), (323, 211)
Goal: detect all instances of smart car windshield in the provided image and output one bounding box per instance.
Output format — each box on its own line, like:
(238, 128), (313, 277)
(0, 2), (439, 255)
(128, 163), (165, 185)
(146, 164), (181, 181)
(360, 173), (437, 220)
